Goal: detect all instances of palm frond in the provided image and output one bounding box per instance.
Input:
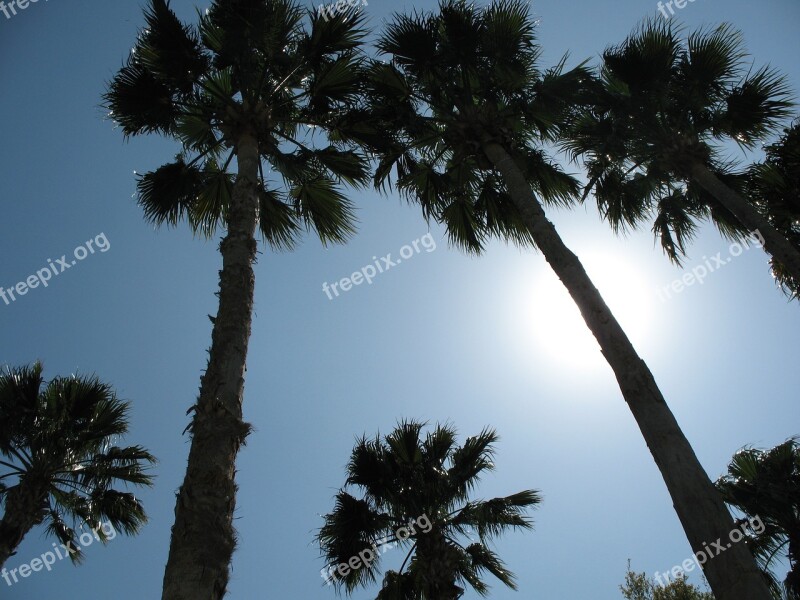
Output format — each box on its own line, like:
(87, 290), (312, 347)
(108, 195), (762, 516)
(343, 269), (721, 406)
(136, 0), (210, 93)
(257, 187), (300, 250)
(447, 427), (498, 500)
(0, 365), (155, 564)
(451, 490), (538, 539)
(318, 421), (538, 598)
(715, 65), (794, 147)
(136, 160), (207, 227)
(464, 543), (517, 590)
(289, 177), (357, 245)
(103, 61), (178, 136)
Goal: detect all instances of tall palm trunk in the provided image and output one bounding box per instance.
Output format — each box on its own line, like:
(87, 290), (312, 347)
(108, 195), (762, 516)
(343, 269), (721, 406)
(690, 161), (800, 284)
(162, 133), (260, 600)
(0, 478), (48, 568)
(482, 140), (772, 600)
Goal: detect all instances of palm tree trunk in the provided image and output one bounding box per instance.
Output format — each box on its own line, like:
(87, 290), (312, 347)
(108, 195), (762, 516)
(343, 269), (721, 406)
(482, 140), (772, 600)
(0, 479), (48, 568)
(415, 532), (464, 600)
(690, 161), (800, 285)
(161, 133), (260, 600)
(787, 535), (800, 597)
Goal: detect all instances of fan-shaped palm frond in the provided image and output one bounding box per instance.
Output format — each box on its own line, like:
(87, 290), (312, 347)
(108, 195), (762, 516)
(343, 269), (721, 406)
(564, 19), (799, 287)
(318, 420), (539, 598)
(0, 364), (155, 568)
(361, 0), (591, 255)
(747, 120), (800, 298)
(716, 438), (800, 600)
(104, 0), (370, 247)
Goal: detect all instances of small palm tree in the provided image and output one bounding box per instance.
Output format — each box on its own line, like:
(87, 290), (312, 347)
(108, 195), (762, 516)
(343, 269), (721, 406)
(748, 120), (800, 299)
(357, 2), (770, 598)
(104, 1), (369, 597)
(0, 363), (155, 568)
(564, 20), (799, 289)
(716, 438), (800, 600)
(318, 421), (539, 600)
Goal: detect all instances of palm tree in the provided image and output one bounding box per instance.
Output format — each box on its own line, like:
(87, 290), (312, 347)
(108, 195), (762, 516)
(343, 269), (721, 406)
(0, 363), (155, 568)
(564, 20), (798, 290)
(103, 1), (369, 597)
(716, 438), (800, 600)
(317, 421), (539, 599)
(358, 2), (772, 598)
(748, 120), (800, 299)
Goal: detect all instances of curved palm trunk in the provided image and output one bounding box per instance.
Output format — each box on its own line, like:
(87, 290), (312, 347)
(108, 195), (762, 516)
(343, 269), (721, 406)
(162, 133), (260, 600)
(0, 479), (48, 568)
(482, 141), (772, 600)
(690, 162), (800, 285)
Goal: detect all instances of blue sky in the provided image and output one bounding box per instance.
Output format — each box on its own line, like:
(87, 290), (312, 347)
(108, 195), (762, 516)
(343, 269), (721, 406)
(1, 0), (798, 598)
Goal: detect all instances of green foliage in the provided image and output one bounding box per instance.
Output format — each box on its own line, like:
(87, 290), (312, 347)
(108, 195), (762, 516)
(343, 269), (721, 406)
(564, 19), (794, 265)
(0, 363), (155, 563)
(317, 420), (539, 598)
(748, 120), (800, 298)
(716, 438), (800, 599)
(360, 0), (591, 253)
(620, 564), (713, 600)
(104, 0), (371, 247)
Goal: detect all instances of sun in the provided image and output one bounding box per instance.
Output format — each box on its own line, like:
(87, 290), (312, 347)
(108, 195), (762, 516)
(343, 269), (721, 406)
(520, 252), (656, 372)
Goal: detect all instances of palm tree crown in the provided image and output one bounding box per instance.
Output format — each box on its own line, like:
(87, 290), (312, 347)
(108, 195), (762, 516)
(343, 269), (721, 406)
(361, 0), (587, 252)
(104, 0), (370, 244)
(716, 438), (800, 600)
(0, 363), (155, 566)
(748, 120), (800, 298)
(318, 421), (539, 599)
(564, 20), (795, 272)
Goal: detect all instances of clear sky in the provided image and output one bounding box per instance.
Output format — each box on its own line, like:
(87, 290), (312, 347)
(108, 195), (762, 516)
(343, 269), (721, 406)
(1, 0), (798, 599)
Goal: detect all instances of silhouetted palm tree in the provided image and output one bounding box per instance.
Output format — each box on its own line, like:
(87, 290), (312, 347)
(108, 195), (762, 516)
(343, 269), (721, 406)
(716, 438), (800, 600)
(748, 120), (800, 299)
(564, 20), (798, 290)
(104, 1), (369, 597)
(0, 363), (154, 568)
(357, 2), (772, 598)
(318, 421), (539, 600)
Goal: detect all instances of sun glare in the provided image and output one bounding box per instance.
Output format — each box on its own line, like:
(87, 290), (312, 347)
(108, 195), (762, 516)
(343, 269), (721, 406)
(522, 253), (655, 373)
